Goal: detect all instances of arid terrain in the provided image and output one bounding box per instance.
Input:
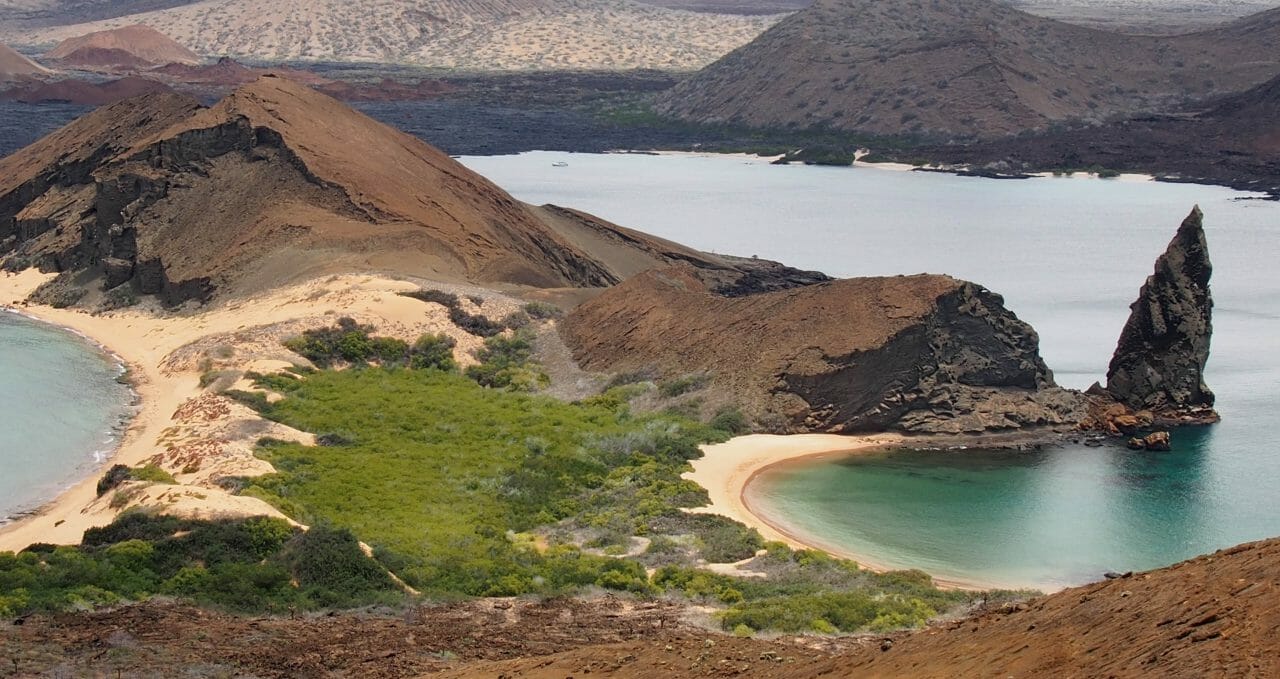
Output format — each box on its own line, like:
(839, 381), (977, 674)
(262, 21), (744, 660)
(657, 0), (1280, 139)
(3, 536), (1276, 677)
(2, 0), (783, 71)
(44, 22), (197, 67)
(0, 41), (45, 77)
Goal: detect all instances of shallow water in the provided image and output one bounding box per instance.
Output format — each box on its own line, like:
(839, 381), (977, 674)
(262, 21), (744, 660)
(459, 151), (1280, 589)
(0, 312), (134, 522)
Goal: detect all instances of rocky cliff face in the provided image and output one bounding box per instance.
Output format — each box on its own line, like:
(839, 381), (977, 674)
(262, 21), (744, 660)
(1105, 206), (1217, 422)
(1, 76), (787, 306)
(561, 265), (1087, 434)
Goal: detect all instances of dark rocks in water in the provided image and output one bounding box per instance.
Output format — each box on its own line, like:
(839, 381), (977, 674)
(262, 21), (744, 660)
(1127, 431), (1172, 452)
(1106, 206), (1218, 424)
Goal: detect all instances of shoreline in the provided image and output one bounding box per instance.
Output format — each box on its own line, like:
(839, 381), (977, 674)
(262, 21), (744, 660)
(0, 307), (139, 525)
(0, 269), (488, 554)
(686, 433), (1064, 592)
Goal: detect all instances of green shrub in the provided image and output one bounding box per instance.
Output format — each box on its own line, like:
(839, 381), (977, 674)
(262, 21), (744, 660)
(465, 330), (548, 391)
(658, 374), (711, 398)
(96, 464), (131, 496)
(708, 406), (750, 435)
(130, 463), (176, 485)
(410, 333), (457, 371)
(0, 514), (401, 617)
(522, 301), (562, 320)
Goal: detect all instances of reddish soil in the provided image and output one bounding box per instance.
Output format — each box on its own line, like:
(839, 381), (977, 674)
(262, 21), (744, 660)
(4, 537), (1277, 677)
(45, 23), (199, 68)
(0, 74), (168, 104)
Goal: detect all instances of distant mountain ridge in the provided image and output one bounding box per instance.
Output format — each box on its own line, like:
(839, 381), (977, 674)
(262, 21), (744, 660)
(2, 0), (784, 71)
(0, 41), (50, 79)
(656, 0), (1280, 139)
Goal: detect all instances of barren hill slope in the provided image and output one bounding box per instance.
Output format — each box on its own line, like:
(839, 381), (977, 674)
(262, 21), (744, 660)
(437, 536), (1280, 678)
(562, 265), (1085, 433)
(4, 0), (783, 71)
(0, 76), (775, 304)
(44, 23), (200, 67)
(656, 0), (1280, 139)
(0, 42), (50, 78)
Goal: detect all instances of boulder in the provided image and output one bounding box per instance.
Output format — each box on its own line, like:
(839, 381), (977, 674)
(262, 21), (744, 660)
(102, 257), (134, 288)
(1127, 431), (1172, 451)
(1106, 207), (1217, 423)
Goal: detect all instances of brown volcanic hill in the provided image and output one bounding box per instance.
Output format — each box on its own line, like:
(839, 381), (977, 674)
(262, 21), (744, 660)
(437, 537), (1280, 678)
(656, 0), (1280, 140)
(151, 57), (331, 87)
(0, 76), (796, 305)
(45, 23), (199, 68)
(0, 73), (167, 103)
(561, 264), (1085, 434)
(0, 42), (51, 79)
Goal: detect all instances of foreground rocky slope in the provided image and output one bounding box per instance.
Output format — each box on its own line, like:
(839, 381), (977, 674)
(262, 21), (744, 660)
(562, 265), (1086, 434)
(6, 0), (783, 71)
(657, 0), (1280, 139)
(6, 535), (1275, 677)
(1107, 207), (1217, 423)
(0, 76), (795, 305)
(439, 536), (1280, 678)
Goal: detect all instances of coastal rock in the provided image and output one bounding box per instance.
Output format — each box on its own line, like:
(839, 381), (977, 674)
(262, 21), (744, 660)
(1127, 431), (1172, 451)
(1106, 206), (1217, 423)
(561, 265), (1088, 434)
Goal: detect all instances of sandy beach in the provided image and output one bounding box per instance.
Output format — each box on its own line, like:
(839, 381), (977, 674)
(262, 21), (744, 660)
(0, 269), (508, 553)
(686, 433), (1003, 590)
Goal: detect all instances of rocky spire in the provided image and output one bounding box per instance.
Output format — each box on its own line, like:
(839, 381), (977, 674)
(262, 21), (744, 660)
(1105, 206), (1217, 421)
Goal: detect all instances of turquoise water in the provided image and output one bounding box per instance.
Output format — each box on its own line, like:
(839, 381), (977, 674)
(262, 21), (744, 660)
(0, 311), (134, 522)
(460, 151), (1280, 589)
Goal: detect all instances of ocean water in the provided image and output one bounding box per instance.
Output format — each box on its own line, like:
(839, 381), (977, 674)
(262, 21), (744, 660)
(0, 312), (134, 523)
(459, 151), (1280, 590)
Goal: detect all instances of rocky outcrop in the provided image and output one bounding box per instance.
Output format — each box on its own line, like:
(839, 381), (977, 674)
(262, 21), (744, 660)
(1105, 206), (1217, 424)
(0, 76), (810, 307)
(561, 265), (1087, 434)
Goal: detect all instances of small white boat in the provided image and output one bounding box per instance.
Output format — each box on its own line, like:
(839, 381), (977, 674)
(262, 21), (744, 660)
(552, 161), (569, 167)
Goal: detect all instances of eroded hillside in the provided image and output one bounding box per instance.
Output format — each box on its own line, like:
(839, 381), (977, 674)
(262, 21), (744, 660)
(656, 0), (1280, 139)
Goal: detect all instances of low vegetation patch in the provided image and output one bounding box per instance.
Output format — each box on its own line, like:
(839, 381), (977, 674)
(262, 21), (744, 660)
(95, 463), (177, 496)
(282, 317), (455, 370)
(6, 320), (1024, 632)
(0, 513), (401, 618)
(400, 289), (529, 338)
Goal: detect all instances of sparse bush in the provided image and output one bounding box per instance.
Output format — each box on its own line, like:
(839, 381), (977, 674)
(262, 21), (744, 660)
(523, 301), (562, 320)
(465, 330), (548, 391)
(708, 406), (750, 435)
(409, 333), (457, 371)
(658, 374), (711, 398)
